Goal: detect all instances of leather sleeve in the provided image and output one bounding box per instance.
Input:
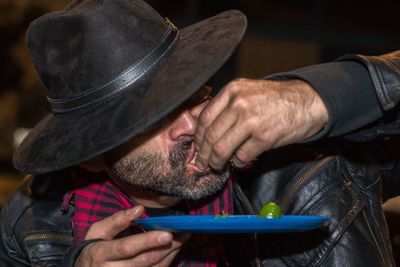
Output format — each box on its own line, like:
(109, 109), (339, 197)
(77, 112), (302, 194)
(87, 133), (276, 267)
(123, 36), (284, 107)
(338, 51), (400, 111)
(0, 174), (77, 266)
(0, 215), (30, 267)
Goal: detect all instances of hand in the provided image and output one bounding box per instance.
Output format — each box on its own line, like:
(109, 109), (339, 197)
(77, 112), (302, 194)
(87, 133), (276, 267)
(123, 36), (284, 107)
(75, 206), (190, 267)
(194, 78), (328, 171)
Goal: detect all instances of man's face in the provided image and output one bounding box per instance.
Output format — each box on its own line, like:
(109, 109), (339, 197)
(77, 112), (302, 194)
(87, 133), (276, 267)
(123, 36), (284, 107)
(105, 87), (229, 201)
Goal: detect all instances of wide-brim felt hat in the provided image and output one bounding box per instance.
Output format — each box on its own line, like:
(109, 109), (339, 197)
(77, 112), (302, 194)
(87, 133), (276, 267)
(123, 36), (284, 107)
(13, 0), (247, 174)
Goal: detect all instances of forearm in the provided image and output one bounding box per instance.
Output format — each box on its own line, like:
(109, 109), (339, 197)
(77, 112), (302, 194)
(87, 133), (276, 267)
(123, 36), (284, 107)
(268, 61), (383, 139)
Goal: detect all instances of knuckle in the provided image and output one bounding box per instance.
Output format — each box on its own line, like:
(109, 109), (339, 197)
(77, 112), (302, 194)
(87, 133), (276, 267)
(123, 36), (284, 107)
(212, 143), (229, 160)
(90, 220), (101, 229)
(244, 117), (259, 130)
(235, 149), (251, 163)
(144, 250), (163, 264)
(259, 128), (276, 145)
(88, 247), (103, 263)
(227, 78), (249, 91)
(112, 209), (125, 220)
(116, 241), (131, 257)
(87, 227), (107, 239)
(231, 95), (249, 111)
(204, 127), (217, 144)
(109, 214), (120, 225)
(199, 109), (211, 124)
(245, 116), (260, 129)
(231, 77), (247, 85)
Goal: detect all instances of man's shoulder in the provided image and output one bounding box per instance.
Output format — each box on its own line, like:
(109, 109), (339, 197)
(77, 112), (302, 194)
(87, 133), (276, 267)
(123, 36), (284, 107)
(1, 170), (74, 237)
(0, 171), (75, 264)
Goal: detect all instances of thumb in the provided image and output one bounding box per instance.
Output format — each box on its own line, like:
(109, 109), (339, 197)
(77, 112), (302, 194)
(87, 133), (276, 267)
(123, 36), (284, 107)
(84, 205), (144, 240)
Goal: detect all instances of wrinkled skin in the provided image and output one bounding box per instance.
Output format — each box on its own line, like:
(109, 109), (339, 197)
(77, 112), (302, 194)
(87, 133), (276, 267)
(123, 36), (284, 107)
(75, 78), (328, 266)
(194, 78), (328, 171)
(75, 206), (190, 267)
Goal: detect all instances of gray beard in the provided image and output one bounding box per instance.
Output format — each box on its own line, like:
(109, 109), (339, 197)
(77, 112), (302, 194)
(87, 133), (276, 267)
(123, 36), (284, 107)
(108, 139), (229, 200)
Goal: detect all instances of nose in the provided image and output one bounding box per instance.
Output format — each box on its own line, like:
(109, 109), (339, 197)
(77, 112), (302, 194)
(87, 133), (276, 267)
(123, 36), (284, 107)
(168, 109), (198, 140)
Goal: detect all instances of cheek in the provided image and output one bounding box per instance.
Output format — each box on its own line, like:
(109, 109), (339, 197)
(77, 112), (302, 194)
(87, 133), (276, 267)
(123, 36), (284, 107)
(152, 132), (173, 158)
(107, 133), (171, 166)
(134, 136), (169, 161)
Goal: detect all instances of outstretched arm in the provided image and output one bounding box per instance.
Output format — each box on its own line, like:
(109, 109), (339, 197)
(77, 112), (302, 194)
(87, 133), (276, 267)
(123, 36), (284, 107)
(194, 52), (400, 171)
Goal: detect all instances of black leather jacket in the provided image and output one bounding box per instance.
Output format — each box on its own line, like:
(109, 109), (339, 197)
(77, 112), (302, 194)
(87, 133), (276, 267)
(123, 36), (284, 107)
(1, 52), (400, 266)
(0, 140), (397, 267)
(343, 51), (400, 111)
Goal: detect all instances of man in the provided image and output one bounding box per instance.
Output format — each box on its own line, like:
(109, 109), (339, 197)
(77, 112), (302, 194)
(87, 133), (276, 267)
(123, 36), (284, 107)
(0, 0), (396, 266)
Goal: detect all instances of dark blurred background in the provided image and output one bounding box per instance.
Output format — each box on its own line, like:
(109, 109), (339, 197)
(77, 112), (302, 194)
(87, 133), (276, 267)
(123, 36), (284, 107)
(0, 0), (399, 260)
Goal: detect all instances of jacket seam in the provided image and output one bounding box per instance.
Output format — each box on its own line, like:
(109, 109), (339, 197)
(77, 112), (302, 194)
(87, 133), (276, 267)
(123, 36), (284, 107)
(371, 60), (392, 108)
(311, 177), (364, 266)
(362, 209), (385, 263)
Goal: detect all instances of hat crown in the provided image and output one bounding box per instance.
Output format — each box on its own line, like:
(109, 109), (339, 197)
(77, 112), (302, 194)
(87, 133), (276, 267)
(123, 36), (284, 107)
(27, 0), (169, 100)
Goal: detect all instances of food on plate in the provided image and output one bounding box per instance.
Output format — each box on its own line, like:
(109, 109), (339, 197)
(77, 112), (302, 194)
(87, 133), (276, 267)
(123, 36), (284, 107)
(259, 202), (282, 218)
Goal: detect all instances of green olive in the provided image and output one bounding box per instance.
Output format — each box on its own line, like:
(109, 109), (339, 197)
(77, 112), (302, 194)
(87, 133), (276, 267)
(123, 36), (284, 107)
(259, 202), (282, 218)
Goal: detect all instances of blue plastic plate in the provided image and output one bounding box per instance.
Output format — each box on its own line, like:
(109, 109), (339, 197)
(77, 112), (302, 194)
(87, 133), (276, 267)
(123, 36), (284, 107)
(135, 215), (329, 233)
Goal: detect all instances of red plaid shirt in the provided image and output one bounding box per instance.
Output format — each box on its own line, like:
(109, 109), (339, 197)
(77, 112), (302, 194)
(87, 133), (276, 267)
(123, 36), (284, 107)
(63, 168), (234, 266)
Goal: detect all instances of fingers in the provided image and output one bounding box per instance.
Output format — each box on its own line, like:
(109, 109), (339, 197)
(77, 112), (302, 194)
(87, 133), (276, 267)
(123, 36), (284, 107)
(99, 231), (173, 261)
(107, 246), (175, 267)
(203, 116), (270, 170)
(78, 232), (172, 267)
(129, 234), (191, 267)
(85, 205), (145, 240)
(194, 78), (328, 172)
(195, 106), (239, 171)
(223, 121), (268, 168)
(77, 208), (192, 267)
(231, 137), (270, 168)
(194, 82), (235, 169)
(205, 116), (250, 171)
(78, 232), (188, 267)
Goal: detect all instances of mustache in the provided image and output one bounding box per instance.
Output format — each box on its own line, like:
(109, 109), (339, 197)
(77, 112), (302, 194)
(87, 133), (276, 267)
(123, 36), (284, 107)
(169, 137), (194, 169)
(180, 137), (194, 150)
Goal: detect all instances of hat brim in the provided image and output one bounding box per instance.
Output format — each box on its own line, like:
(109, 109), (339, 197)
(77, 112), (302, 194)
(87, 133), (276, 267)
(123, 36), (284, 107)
(13, 10), (247, 174)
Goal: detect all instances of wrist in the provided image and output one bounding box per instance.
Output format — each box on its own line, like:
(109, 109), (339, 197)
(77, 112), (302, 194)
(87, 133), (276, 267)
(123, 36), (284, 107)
(289, 79), (329, 138)
(304, 80), (329, 132)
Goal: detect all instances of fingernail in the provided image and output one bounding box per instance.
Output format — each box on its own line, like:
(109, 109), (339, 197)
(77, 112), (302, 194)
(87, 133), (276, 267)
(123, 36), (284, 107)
(126, 206), (142, 216)
(158, 232), (172, 244)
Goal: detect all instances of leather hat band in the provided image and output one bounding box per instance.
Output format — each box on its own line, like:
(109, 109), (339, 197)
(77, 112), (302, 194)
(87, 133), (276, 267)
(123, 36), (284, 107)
(47, 20), (179, 113)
